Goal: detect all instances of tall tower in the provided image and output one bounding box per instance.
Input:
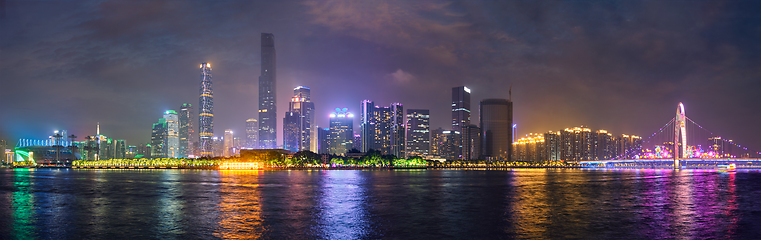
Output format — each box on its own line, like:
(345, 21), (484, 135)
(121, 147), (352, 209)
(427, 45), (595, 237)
(198, 62), (214, 157)
(329, 108), (354, 155)
(390, 103), (405, 158)
(164, 110), (179, 158)
(480, 98), (513, 161)
(245, 118), (258, 148)
(406, 109), (430, 157)
(179, 103), (193, 158)
(224, 129), (234, 157)
(259, 33), (277, 149)
(452, 86), (471, 160)
(289, 86), (315, 151)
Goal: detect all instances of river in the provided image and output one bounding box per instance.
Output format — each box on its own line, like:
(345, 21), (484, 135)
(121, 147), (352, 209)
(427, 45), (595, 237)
(1, 168), (759, 239)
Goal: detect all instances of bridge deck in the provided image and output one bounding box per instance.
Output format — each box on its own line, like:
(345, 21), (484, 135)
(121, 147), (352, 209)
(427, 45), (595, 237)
(578, 158), (761, 169)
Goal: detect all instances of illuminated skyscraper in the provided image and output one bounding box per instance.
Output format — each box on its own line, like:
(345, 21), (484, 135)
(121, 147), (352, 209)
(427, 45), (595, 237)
(164, 110), (179, 158)
(405, 109), (430, 157)
(360, 100), (404, 157)
(283, 112), (301, 152)
(545, 131), (562, 161)
(480, 98), (513, 161)
(288, 86), (315, 151)
(430, 128), (444, 157)
(0, 140), (6, 162)
(463, 124), (481, 160)
(318, 127), (330, 154)
(224, 129), (234, 157)
(179, 103), (193, 158)
(258, 33), (277, 149)
(452, 86), (471, 159)
(245, 118), (258, 148)
(198, 62), (214, 156)
(329, 108), (354, 155)
(151, 118), (167, 158)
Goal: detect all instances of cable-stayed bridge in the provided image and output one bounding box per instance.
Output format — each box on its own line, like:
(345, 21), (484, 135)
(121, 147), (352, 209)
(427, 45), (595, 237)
(580, 103), (760, 169)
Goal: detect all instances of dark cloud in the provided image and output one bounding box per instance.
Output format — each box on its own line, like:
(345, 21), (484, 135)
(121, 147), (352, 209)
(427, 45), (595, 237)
(0, 0), (759, 152)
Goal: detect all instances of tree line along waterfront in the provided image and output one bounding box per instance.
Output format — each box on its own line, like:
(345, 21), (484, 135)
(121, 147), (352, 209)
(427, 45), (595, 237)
(5, 149), (575, 169)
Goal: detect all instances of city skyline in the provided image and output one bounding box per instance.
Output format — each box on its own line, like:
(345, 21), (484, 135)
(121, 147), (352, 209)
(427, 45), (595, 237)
(0, 1), (759, 151)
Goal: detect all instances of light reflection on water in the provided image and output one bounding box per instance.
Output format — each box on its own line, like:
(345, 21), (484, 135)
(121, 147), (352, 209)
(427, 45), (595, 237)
(0, 168), (759, 239)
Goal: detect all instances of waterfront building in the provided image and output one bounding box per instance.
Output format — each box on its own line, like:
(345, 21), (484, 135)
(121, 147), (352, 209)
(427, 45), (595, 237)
(430, 128), (444, 157)
(179, 103), (193, 158)
(544, 131), (562, 161)
(353, 133), (361, 151)
(464, 124), (481, 160)
(223, 129), (234, 157)
(595, 130), (614, 160)
(360, 100), (405, 157)
(151, 118), (167, 158)
(283, 112), (301, 152)
(198, 62), (214, 157)
(480, 99), (513, 161)
(258, 33), (277, 149)
(452, 86), (471, 160)
(164, 110), (179, 158)
(245, 118), (258, 148)
(0, 140), (6, 162)
(318, 127), (330, 154)
(513, 133), (546, 162)
(329, 108), (354, 155)
(440, 130), (461, 160)
(137, 143), (152, 159)
(390, 103), (405, 158)
(288, 86), (315, 151)
(619, 134), (643, 159)
(708, 137), (732, 157)
(212, 136), (224, 157)
(405, 109), (430, 157)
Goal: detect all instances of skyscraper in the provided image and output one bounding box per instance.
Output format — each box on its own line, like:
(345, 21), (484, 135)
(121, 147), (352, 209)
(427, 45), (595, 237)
(463, 124), (481, 160)
(151, 118), (167, 158)
(406, 109), (430, 157)
(179, 103), (193, 158)
(452, 86), (471, 160)
(198, 62), (214, 157)
(224, 129), (233, 157)
(288, 86), (315, 151)
(164, 110), (179, 158)
(480, 98), (513, 161)
(283, 112), (301, 152)
(359, 100), (404, 157)
(258, 33), (277, 149)
(245, 118), (258, 148)
(329, 108), (354, 155)
(318, 127), (330, 154)
(430, 128), (444, 157)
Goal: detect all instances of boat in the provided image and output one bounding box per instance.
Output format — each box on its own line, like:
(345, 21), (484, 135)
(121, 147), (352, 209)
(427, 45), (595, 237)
(717, 163), (736, 172)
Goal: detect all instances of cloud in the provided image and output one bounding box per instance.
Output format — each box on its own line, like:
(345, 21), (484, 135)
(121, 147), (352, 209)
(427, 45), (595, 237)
(388, 69), (415, 83)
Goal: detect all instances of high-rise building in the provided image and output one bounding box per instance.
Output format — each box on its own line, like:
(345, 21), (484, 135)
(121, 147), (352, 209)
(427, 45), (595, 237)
(212, 136), (224, 157)
(329, 108), (354, 155)
(151, 118), (167, 158)
(360, 100), (405, 157)
(544, 131), (562, 161)
(0, 140), (6, 162)
(164, 110), (179, 158)
(440, 130), (461, 160)
(318, 127), (330, 154)
(595, 130), (613, 160)
(179, 103), (193, 158)
(513, 133), (546, 162)
(198, 62), (214, 157)
(406, 109), (430, 157)
(390, 103), (405, 158)
(288, 86), (315, 151)
(245, 118), (258, 148)
(480, 99), (513, 161)
(283, 112), (301, 152)
(258, 33), (277, 149)
(452, 86), (471, 160)
(463, 124), (481, 160)
(430, 128), (444, 157)
(708, 137), (732, 157)
(353, 134), (362, 151)
(224, 129), (234, 157)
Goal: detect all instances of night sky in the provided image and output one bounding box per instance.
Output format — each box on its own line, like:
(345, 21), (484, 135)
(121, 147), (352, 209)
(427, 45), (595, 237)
(1, 1), (759, 151)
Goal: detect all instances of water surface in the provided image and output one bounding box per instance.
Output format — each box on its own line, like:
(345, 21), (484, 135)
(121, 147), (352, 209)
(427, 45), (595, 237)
(1, 168), (759, 239)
